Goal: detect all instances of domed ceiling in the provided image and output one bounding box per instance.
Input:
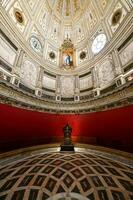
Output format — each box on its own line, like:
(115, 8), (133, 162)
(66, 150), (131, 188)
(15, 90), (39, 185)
(48, 0), (88, 19)
(0, 0), (133, 113)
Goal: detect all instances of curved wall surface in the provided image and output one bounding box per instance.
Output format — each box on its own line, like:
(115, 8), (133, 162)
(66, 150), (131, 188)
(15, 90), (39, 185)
(0, 103), (133, 153)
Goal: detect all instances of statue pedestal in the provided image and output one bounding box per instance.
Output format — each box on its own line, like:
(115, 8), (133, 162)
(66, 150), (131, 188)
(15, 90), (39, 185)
(60, 124), (75, 152)
(60, 144), (74, 152)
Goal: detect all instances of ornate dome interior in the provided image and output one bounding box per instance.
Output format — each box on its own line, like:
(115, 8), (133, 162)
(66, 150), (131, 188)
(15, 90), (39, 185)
(0, 3), (133, 199)
(0, 0), (133, 114)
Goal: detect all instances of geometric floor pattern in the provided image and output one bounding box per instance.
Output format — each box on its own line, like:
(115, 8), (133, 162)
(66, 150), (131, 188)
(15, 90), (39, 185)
(0, 152), (133, 200)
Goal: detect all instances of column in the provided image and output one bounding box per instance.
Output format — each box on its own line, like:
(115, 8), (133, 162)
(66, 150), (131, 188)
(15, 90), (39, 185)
(35, 66), (44, 96)
(11, 49), (25, 86)
(112, 50), (126, 85)
(56, 75), (61, 101)
(92, 67), (100, 96)
(74, 75), (79, 101)
(112, 50), (123, 76)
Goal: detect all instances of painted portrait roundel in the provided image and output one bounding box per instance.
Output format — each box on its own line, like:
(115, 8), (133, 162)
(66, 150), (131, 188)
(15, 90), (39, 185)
(14, 9), (24, 24)
(112, 9), (122, 26)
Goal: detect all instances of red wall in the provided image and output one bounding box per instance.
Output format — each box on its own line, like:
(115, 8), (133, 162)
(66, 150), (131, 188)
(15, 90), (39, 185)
(0, 103), (133, 152)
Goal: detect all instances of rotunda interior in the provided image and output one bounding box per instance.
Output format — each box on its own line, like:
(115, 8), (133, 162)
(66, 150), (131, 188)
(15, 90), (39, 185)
(0, 0), (133, 199)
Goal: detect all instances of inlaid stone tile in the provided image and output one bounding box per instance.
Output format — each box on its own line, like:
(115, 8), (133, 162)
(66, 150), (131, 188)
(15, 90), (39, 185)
(87, 193), (95, 200)
(72, 185), (80, 193)
(98, 190), (109, 200)
(109, 161), (125, 169)
(72, 160), (85, 166)
(93, 166), (107, 174)
(0, 170), (13, 180)
(102, 176), (118, 187)
(62, 156), (74, 161)
(28, 189), (39, 200)
(106, 167), (122, 176)
(57, 185), (66, 193)
(94, 159), (109, 166)
(29, 166), (42, 173)
(80, 178), (91, 192)
(63, 174), (74, 187)
(83, 159), (96, 165)
(33, 175), (46, 186)
(40, 159), (53, 164)
(129, 195), (133, 200)
(42, 192), (49, 200)
(82, 166), (94, 174)
(84, 154), (97, 159)
(53, 169), (65, 179)
(111, 190), (125, 200)
(71, 168), (84, 179)
(27, 159), (41, 165)
(73, 154), (86, 158)
(11, 190), (25, 200)
(51, 159), (64, 166)
(62, 163), (75, 170)
(45, 178), (57, 192)
(19, 175), (34, 187)
(118, 179), (133, 192)
(0, 178), (19, 192)
(13, 167), (30, 176)
(122, 171), (133, 180)
(0, 194), (7, 200)
(10, 161), (27, 169)
(0, 151), (133, 200)
(91, 176), (103, 187)
(42, 166), (55, 174)
(0, 166), (9, 172)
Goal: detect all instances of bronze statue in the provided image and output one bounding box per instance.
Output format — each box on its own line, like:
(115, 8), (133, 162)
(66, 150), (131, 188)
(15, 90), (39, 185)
(60, 124), (74, 152)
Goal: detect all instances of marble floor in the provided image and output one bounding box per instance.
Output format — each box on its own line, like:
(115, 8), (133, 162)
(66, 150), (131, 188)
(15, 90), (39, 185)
(0, 150), (133, 200)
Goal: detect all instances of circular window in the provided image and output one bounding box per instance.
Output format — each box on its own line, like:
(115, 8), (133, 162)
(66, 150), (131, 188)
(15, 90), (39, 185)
(112, 9), (122, 26)
(92, 34), (107, 54)
(80, 51), (86, 60)
(29, 36), (42, 53)
(14, 9), (24, 24)
(49, 51), (56, 59)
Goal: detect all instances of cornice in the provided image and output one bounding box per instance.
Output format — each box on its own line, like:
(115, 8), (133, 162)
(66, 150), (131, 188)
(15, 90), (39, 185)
(0, 79), (133, 114)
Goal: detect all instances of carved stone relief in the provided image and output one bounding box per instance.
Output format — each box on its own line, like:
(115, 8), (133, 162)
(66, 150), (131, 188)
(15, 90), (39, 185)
(74, 24), (85, 44)
(97, 58), (115, 89)
(0, 37), (16, 66)
(80, 76), (93, 90)
(85, 3), (97, 31)
(21, 59), (38, 88)
(60, 76), (75, 97)
(50, 20), (60, 43)
(119, 41), (133, 66)
(42, 75), (56, 89)
(38, 8), (50, 36)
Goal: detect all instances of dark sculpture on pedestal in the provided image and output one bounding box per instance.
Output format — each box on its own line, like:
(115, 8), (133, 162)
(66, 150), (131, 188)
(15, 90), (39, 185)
(60, 124), (74, 152)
